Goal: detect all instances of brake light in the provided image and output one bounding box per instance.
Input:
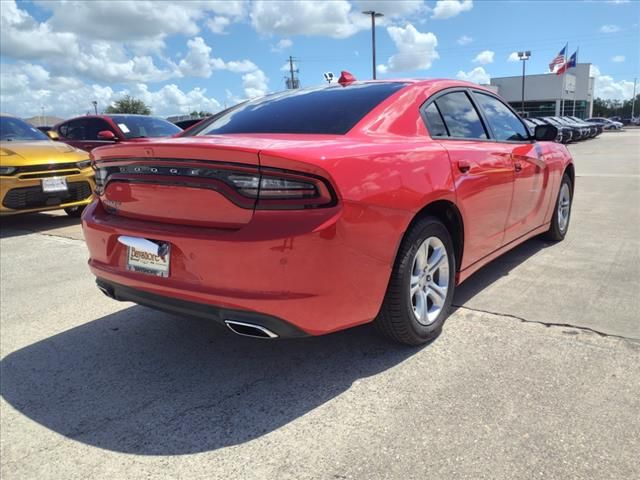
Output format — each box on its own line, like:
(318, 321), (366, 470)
(94, 162), (336, 210)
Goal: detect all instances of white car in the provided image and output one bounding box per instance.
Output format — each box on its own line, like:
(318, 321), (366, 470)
(585, 117), (623, 130)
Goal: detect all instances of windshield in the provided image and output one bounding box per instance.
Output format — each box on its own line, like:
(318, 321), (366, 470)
(109, 115), (181, 139)
(194, 82), (408, 136)
(0, 116), (49, 142)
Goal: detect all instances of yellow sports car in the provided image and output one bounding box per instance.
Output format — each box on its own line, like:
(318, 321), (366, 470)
(0, 114), (95, 217)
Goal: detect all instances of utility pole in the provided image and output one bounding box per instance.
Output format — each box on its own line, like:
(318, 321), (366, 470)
(632, 77), (637, 120)
(289, 56), (295, 88)
(517, 51), (531, 116)
(363, 10), (384, 79)
(286, 56), (299, 89)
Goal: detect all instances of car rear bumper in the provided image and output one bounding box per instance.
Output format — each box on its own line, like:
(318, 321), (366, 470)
(0, 169), (95, 215)
(96, 278), (309, 338)
(83, 200), (404, 336)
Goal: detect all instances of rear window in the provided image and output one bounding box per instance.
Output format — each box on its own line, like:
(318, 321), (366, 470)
(195, 82), (408, 136)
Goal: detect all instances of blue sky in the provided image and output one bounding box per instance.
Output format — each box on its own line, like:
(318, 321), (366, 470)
(1, 0), (638, 118)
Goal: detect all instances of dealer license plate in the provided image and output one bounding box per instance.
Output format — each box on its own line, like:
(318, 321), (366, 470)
(126, 245), (170, 277)
(42, 177), (68, 192)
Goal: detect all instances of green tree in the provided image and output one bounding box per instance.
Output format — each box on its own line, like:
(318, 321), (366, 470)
(190, 110), (212, 118)
(105, 95), (151, 115)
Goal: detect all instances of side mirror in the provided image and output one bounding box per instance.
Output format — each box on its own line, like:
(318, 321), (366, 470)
(47, 130), (59, 141)
(97, 130), (117, 141)
(534, 124), (558, 142)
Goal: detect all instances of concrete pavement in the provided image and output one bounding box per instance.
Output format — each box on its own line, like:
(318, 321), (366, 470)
(1, 130), (639, 479)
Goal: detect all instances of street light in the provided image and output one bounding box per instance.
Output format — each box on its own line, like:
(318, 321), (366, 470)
(91, 100), (98, 115)
(363, 10), (384, 80)
(517, 51), (531, 115)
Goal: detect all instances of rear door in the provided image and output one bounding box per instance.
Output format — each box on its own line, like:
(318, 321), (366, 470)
(57, 118), (118, 151)
(423, 90), (514, 269)
(471, 91), (549, 244)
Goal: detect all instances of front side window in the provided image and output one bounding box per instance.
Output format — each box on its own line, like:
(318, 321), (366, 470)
(109, 116), (181, 139)
(0, 116), (49, 141)
(195, 82), (408, 136)
(434, 92), (487, 139)
(474, 93), (529, 141)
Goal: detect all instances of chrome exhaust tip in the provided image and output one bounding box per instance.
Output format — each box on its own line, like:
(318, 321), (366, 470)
(97, 283), (115, 299)
(224, 320), (278, 339)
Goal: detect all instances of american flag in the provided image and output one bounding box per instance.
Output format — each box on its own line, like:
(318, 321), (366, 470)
(549, 45), (567, 74)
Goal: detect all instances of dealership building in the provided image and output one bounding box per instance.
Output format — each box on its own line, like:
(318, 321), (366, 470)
(489, 63), (595, 119)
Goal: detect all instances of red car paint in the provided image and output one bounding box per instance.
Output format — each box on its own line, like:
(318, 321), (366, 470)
(82, 80), (573, 336)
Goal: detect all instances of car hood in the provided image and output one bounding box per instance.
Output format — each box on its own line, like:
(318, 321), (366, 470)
(0, 140), (88, 166)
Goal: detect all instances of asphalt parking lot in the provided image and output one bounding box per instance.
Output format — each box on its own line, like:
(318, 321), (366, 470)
(1, 130), (639, 479)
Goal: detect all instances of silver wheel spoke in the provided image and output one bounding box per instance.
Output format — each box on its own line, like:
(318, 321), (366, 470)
(427, 248), (446, 274)
(409, 236), (449, 326)
(428, 283), (447, 306)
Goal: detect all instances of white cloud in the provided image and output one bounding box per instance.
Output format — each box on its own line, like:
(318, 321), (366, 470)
(0, 0), (79, 59)
(271, 38), (293, 52)
(178, 36), (217, 77)
(590, 65), (636, 100)
(611, 55), (626, 62)
(41, 0), (247, 41)
(377, 64), (388, 74)
(242, 69), (269, 98)
(456, 66), (490, 84)
(457, 35), (473, 45)
(507, 52), (520, 62)
(431, 0), (473, 20)
(380, 24), (439, 72)
(0, 62), (224, 117)
(207, 16), (231, 34)
(353, 1), (428, 18)
(600, 24), (621, 33)
(250, 0), (363, 38)
(605, 0), (630, 4)
(472, 50), (494, 65)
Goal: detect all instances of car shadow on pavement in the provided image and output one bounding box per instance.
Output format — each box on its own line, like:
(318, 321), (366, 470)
(0, 212), (81, 239)
(1, 306), (422, 456)
(453, 237), (553, 305)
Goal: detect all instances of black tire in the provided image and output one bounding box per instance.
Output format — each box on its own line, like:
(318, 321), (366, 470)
(64, 206), (85, 218)
(543, 173), (573, 241)
(375, 216), (456, 346)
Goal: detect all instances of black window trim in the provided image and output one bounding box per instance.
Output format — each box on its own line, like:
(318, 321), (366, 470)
(419, 87), (534, 144)
(419, 87), (490, 142)
(468, 89), (533, 144)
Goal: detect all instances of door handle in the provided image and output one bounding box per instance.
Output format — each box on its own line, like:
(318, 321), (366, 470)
(514, 162), (523, 172)
(457, 160), (470, 173)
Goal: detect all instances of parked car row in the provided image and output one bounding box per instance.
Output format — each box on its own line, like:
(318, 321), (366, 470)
(0, 114), (182, 217)
(522, 116), (607, 144)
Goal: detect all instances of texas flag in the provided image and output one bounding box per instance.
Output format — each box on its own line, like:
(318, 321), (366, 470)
(549, 45), (567, 74)
(557, 50), (578, 75)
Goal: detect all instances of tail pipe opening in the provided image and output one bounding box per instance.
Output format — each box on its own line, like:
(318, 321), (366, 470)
(224, 320), (279, 339)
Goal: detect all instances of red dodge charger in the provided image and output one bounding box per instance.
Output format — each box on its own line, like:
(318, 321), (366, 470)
(82, 79), (573, 345)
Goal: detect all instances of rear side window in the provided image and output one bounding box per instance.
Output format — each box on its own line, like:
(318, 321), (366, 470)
(473, 93), (529, 141)
(196, 82), (408, 136)
(423, 103), (448, 137)
(434, 92), (487, 139)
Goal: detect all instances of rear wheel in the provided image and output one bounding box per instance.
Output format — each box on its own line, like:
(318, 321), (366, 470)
(544, 173), (572, 241)
(375, 216), (456, 346)
(64, 206), (85, 218)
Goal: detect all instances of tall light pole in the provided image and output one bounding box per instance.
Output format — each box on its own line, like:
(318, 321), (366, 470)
(517, 51), (531, 115)
(363, 10), (383, 80)
(91, 100), (98, 115)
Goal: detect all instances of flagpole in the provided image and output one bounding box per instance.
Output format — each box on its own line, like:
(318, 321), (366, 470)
(572, 48), (579, 116)
(561, 42), (568, 115)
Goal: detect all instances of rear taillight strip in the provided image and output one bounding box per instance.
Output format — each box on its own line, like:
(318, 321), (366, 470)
(94, 161), (337, 210)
